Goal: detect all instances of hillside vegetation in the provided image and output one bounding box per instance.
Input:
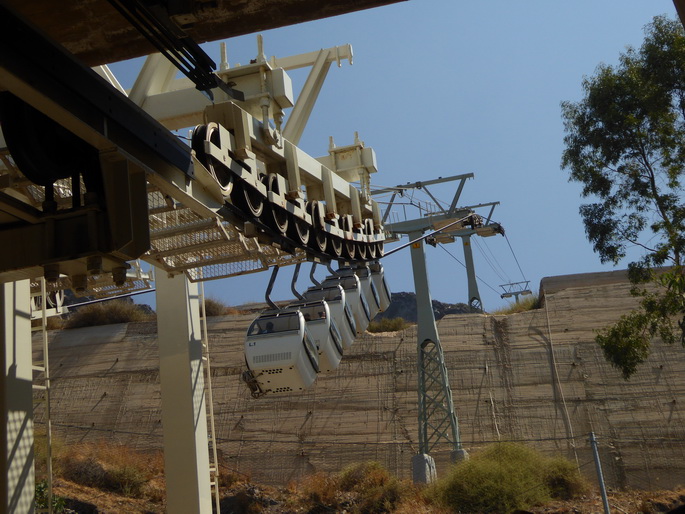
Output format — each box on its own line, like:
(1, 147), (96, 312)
(39, 437), (685, 514)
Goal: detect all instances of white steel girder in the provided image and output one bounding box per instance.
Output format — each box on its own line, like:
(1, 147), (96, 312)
(0, 36), (382, 288)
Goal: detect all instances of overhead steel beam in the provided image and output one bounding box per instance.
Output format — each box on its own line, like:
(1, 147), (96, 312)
(0, 4), (193, 179)
(2, 0), (406, 66)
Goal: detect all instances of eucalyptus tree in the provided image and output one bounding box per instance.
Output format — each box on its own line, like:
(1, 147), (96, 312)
(561, 16), (685, 378)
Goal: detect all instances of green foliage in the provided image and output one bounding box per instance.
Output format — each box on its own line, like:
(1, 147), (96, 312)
(35, 480), (66, 513)
(64, 300), (154, 329)
(367, 317), (410, 333)
(597, 267), (685, 378)
(561, 16), (685, 377)
(429, 442), (588, 513)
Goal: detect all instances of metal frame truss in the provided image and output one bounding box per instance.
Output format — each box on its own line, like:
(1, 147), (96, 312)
(417, 338), (462, 454)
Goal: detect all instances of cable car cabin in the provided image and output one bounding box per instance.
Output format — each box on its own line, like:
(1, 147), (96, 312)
(336, 266), (380, 320)
(244, 310), (319, 395)
(304, 284), (357, 349)
(287, 300), (343, 373)
(322, 274), (371, 335)
(350, 266), (382, 319)
(369, 262), (391, 312)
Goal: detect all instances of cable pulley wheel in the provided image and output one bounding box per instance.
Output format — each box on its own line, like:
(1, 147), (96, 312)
(231, 179), (264, 219)
(262, 174), (288, 234)
(327, 232), (343, 258)
(341, 216), (356, 260)
(288, 212), (310, 246)
(364, 219), (377, 259)
(204, 123), (233, 191)
(306, 201), (327, 253)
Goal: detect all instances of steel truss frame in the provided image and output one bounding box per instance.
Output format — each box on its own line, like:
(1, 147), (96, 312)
(0, 4), (383, 292)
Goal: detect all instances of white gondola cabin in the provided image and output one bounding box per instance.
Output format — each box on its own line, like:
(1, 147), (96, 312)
(322, 274), (371, 334)
(304, 284), (356, 349)
(348, 266), (381, 319)
(287, 300), (343, 372)
(243, 309), (319, 395)
(369, 262), (391, 312)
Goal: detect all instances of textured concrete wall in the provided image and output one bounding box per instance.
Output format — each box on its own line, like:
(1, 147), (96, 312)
(34, 272), (685, 489)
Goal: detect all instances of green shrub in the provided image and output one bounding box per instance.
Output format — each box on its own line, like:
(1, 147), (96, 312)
(367, 317), (410, 333)
(542, 456), (589, 500)
(429, 442), (588, 513)
(35, 480), (66, 513)
(64, 300), (154, 329)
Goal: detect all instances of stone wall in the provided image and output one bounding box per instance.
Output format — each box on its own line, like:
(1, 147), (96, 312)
(34, 272), (685, 488)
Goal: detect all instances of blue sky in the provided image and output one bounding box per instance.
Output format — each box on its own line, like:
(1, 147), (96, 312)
(111, 0), (677, 311)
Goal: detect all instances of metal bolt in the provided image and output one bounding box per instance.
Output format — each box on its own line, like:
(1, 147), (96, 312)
(43, 264), (60, 283)
(87, 256), (103, 275)
(112, 266), (127, 286)
(72, 274), (87, 293)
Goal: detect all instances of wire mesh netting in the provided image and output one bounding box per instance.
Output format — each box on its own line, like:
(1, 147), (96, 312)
(32, 277), (685, 488)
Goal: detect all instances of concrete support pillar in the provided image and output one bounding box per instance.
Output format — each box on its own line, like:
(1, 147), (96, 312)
(155, 272), (211, 514)
(461, 233), (482, 310)
(1, 280), (34, 514)
(411, 453), (437, 484)
(408, 232), (439, 345)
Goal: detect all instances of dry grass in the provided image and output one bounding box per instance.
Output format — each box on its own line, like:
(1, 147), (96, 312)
(202, 297), (247, 317)
(31, 316), (67, 330)
(491, 294), (541, 315)
(64, 300), (154, 329)
(367, 317), (410, 333)
(58, 441), (164, 498)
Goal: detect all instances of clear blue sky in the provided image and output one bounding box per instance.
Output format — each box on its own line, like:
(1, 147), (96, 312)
(111, 0), (677, 311)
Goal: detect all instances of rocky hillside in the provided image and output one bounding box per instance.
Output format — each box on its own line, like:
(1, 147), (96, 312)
(374, 291), (478, 322)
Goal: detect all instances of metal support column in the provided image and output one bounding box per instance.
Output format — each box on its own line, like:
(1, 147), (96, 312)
(2, 280), (34, 513)
(460, 234), (483, 311)
(408, 233), (466, 484)
(155, 272), (212, 514)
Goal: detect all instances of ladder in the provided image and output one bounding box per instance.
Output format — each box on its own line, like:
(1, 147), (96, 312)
(199, 281), (221, 513)
(31, 278), (56, 514)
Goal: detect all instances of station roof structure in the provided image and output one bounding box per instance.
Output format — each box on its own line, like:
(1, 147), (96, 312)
(2, 0), (405, 66)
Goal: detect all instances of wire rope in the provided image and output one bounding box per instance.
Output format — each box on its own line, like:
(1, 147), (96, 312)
(504, 233), (528, 282)
(478, 236), (511, 283)
(438, 243), (501, 296)
(472, 237), (510, 284)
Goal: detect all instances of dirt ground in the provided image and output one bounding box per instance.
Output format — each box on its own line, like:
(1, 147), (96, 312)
(52, 478), (685, 513)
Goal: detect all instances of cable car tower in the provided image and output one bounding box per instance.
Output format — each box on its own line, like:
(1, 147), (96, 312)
(374, 174), (503, 482)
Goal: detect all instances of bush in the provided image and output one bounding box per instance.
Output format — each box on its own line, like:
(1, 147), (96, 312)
(542, 456), (589, 500)
(64, 300), (154, 329)
(492, 294), (540, 315)
(338, 461), (410, 513)
(35, 480), (67, 513)
(367, 317), (410, 333)
(58, 442), (163, 498)
(294, 471), (340, 509)
(31, 316), (66, 330)
(429, 442), (588, 513)
(202, 297), (229, 317)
